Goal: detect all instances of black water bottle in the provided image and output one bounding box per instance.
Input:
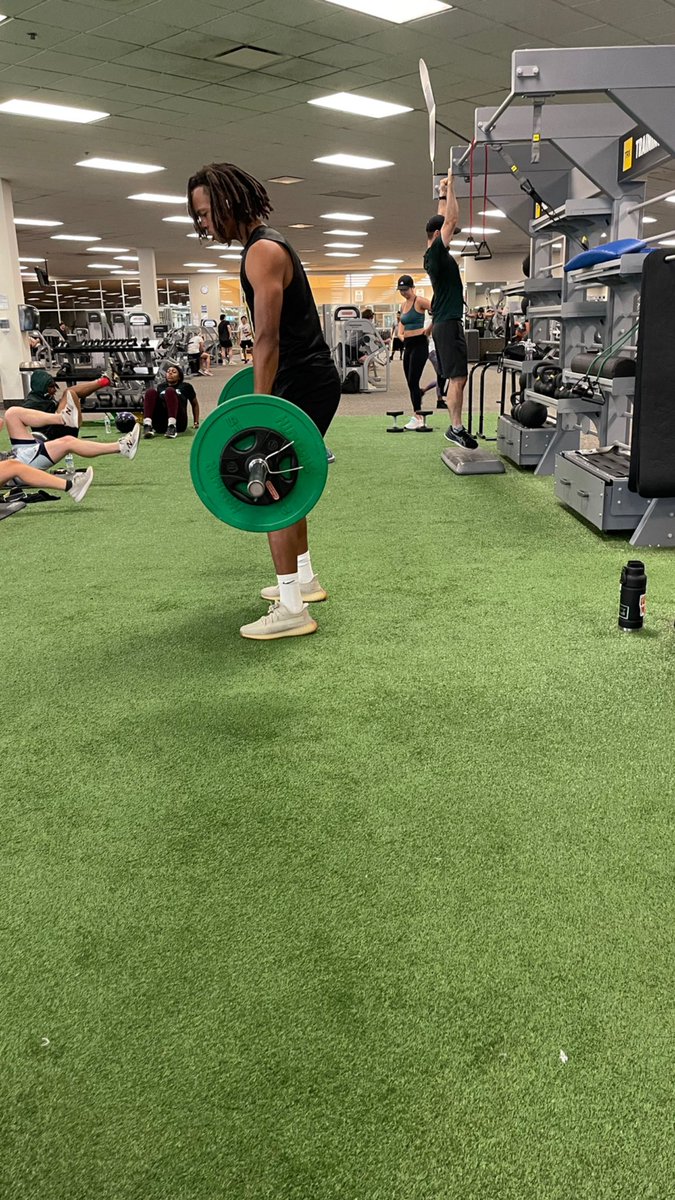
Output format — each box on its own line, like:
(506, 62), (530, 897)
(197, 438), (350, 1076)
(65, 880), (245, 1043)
(619, 560), (647, 632)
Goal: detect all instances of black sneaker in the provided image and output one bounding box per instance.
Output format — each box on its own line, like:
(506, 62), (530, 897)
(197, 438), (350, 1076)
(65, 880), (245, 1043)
(165, 425), (178, 439)
(143, 422), (155, 439)
(444, 426), (478, 450)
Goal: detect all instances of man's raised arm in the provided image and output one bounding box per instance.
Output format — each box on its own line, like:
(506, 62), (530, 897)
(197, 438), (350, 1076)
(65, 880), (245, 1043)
(437, 168), (459, 248)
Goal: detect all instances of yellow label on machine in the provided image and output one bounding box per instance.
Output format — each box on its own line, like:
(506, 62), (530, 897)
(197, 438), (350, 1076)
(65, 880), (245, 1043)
(623, 137), (634, 172)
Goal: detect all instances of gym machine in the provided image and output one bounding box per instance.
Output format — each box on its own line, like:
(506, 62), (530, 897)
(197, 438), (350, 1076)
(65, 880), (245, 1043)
(322, 305), (390, 394)
(452, 45), (675, 543)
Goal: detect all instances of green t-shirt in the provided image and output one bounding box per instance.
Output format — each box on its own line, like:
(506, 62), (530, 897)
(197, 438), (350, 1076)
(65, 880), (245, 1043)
(423, 235), (464, 322)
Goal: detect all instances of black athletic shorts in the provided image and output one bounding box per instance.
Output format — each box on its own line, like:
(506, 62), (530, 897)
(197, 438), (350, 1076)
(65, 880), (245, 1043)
(432, 319), (468, 380)
(273, 363), (341, 437)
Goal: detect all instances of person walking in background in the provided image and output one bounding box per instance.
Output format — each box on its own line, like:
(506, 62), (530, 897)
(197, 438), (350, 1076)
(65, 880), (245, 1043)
(389, 309), (404, 361)
(239, 314), (254, 363)
(217, 314), (232, 364)
(396, 275), (431, 430)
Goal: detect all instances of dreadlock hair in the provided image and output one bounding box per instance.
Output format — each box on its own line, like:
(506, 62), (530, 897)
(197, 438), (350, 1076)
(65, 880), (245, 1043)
(187, 163), (273, 243)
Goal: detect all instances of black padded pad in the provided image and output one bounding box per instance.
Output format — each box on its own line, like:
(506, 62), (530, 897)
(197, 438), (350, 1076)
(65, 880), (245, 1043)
(629, 250), (675, 497)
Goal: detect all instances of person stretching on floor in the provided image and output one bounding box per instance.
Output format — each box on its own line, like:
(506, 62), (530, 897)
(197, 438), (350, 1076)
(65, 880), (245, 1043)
(1, 397), (140, 475)
(424, 170), (477, 449)
(18, 368), (111, 439)
(0, 452), (93, 503)
(189, 161), (341, 640)
(142, 364), (199, 439)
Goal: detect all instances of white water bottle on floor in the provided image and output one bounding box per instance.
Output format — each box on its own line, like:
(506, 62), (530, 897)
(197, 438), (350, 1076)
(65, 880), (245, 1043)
(65, 453), (75, 481)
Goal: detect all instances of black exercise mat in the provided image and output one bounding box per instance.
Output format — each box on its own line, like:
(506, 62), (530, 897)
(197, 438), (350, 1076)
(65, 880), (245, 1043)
(629, 250), (675, 496)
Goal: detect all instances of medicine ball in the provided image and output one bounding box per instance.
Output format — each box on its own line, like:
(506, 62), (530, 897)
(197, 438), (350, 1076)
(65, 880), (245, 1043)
(115, 411), (136, 434)
(522, 254), (531, 278)
(513, 398), (548, 428)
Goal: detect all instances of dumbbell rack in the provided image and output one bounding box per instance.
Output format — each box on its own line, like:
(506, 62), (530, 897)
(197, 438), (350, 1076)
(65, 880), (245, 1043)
(54, 339), (157, 411)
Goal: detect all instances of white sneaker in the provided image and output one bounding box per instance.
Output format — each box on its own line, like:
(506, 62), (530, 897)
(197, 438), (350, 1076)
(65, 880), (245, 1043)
(119, 423), (140, 460)
(240, 603), (317, 640)
(404, 415), (423, 430)
(69, 466), (93, 502)
(61, 394), (79, 428)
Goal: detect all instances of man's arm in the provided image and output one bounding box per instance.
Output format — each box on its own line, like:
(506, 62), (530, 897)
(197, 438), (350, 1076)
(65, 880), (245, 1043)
(189, 390), (200, 427)
(243, 241), (289, 396)
(437, 168), (459, 248)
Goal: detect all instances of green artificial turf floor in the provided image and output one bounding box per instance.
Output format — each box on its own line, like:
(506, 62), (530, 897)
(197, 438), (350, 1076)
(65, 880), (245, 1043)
(1, 415), (674, 1199)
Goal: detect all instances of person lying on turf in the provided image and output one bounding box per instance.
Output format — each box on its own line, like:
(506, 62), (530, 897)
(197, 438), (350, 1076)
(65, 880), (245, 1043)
(0, 457), (93, 503)
(0, 401), (140, 473)
(18, 368), (112, 438)
(188, 161), (341, 641)
(142, 364), (199, 439)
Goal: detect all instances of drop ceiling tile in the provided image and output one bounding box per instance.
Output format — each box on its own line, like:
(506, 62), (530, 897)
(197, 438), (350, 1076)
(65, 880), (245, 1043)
(148, 31), (241, 61)
(262, 58), (339, 82)
(114, 48), (248, 83)
(12, 0), (114, 31)
(228, 92), (300, 113)
(84, 62), (178, 92)
(87, 15), (187, 46)
(0, 20), (73, 48)
(456, 27), (555, 55)
(0, 43), (37, 65)
(581, 0), (675, 37)
(546, 24), (646, 45)
(196, 13), (335, 56)
(184, 83), (262, 106)
(299, 12), (391, 40)
(308, 67), (389, 90)
(137, 0), (234, 25)
(503, 0), (610, 37)
(241, 0), (325, 23)
(225, 70), (295, 94)
(303, 43), (384, 69)
(62, 33), (140, 60)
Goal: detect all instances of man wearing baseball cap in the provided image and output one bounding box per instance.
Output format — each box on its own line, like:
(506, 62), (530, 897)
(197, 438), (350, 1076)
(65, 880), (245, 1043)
(423, 171), (477, 449)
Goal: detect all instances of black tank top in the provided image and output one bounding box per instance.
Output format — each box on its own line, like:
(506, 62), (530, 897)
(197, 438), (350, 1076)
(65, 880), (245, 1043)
(240, 226), (333, 379)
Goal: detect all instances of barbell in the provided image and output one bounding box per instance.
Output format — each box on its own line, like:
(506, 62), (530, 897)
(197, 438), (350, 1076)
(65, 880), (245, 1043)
(190, 388), (328, 533)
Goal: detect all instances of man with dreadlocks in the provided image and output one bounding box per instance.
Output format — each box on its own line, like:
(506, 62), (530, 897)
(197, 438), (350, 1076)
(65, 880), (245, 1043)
(188, 162), (341, 641)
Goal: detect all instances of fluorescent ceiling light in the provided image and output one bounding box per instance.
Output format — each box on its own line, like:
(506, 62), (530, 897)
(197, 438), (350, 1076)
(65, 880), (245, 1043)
(18, 256), (44, 263)
(289, 223), (314, 229)
(220, 254), (242, 260)
(52, 234), (100, 242)
(15, 217), (62, 227)
(86, 246), (130, 253)
(461, 227), (500, 235)
(665, 196), (675, 204)
(77, 157), (164, 174)
(309, 93), (412, 119)
(197, 268), (222, 273)
(326, 228), (369, 236)
(322, 0), (451, 21)
(326, 252), (360, 257)
(477, 209), (506, 218)
(72, 287), (89, 290)
(128, 192), (186, 203)
(0, 98), (108, 123)
(268, 176), (304, 184)
(184, 262), (209, 267)
(314, 153), (394, 170)
(186, 233), (200, 238)
(163, 216), (193, 224)
(171, 279), (189, 283)
(88, 262), (118, 268)
(114, 255), (139, 261)
(642, 216), (657, 224)
(658, 239), (675, 246)
(374, 258), (403, 263)
(325, 241), (363, 248)
(320, 212), (373, 221)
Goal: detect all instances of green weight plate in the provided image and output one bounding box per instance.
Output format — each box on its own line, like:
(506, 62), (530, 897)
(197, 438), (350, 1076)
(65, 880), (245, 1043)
(217, 365), (254, 405)
(190, 393), (328, 533)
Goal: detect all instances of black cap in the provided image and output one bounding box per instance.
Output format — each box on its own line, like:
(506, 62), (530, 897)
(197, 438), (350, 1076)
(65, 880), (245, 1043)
(397, 274), (414, 290)
(425, 214), (444, 236)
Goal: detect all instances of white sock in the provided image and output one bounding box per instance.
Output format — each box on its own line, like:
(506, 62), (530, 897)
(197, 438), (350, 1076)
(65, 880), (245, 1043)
(168, 416), (176, 427)
(297, 550), (314, 585)
(143, 417), (152, 425)
(277, 573), (303, 613)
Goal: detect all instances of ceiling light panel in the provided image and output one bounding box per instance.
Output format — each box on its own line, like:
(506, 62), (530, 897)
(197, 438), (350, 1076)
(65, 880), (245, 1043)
(0, 99), (108, 123)
(15, 218), (62, 227)
(325, 242), (363, 248)
(322, 0), (452, 21)
(268, 176), (304, 185)
(77, 158), (164, 174)
(309, 93), (412, 119)
(325, 229), (369, 236)
(320, 212), (373, 221)
(128, 193), (186, 203)
(315, 154), (394, 170)
(163, 216), (193, 224)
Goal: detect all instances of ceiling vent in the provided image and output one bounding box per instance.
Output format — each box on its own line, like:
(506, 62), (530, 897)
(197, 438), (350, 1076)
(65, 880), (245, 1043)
(214, 45), (284, 70)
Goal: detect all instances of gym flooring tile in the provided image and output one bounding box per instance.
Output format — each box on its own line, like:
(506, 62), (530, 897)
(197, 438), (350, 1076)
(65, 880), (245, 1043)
(1, 413), (673, 1200)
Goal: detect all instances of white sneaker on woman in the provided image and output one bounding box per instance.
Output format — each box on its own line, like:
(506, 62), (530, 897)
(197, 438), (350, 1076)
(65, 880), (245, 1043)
(404, 414), (423, 430)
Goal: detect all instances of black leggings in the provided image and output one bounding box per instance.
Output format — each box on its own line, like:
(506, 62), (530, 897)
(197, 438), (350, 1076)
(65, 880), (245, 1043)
(403, 336), (428, 413)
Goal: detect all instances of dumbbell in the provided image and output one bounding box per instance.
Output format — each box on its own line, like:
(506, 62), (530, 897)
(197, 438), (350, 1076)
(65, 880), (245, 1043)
(416, 410), (434, 432)
(386, 410), (405, 433)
